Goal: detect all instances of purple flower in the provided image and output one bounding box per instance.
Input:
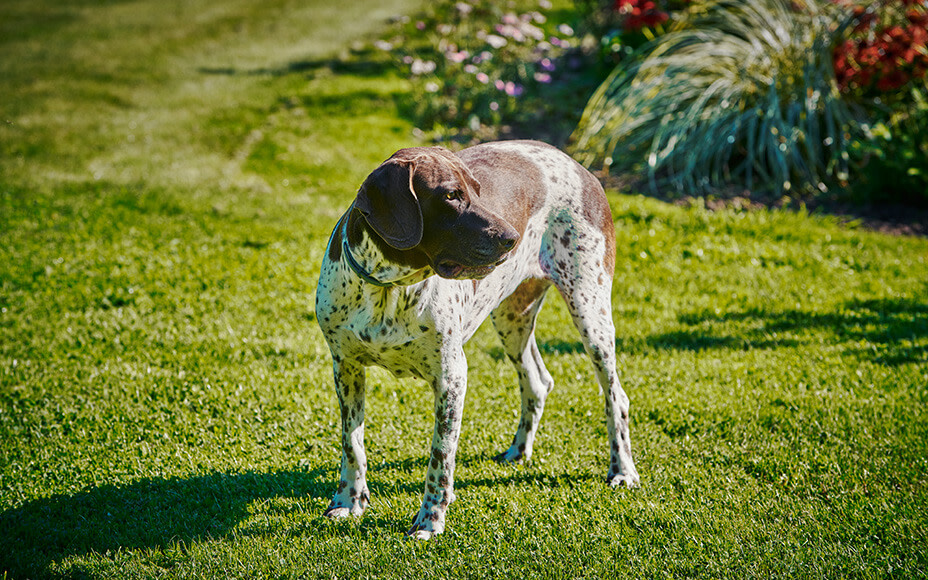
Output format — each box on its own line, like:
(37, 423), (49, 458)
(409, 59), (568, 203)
(539, 57), (556, 72)
(504, 81), (524, 97)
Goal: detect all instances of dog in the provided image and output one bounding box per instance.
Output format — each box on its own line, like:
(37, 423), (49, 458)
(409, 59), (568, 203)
(315, 140), (639, 539)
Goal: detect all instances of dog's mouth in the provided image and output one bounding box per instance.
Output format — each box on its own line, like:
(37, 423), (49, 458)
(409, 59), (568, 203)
(436, 253), (511, 280)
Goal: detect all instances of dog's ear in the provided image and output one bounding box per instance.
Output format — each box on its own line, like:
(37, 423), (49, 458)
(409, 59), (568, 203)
(460, 164), (481, 198)
(354, 158), (424, 250)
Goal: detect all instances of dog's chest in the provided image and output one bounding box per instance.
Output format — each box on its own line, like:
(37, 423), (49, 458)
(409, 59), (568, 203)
(318, 278), (442, 378)
(317, 251), (532, 379)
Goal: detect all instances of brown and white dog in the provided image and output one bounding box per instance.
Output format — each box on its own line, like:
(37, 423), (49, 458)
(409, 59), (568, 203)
(315, 140), (638, 539)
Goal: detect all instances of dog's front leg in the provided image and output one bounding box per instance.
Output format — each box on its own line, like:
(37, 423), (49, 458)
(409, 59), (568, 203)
(408, 351), (468, 539)
(324, 359), (370, 518)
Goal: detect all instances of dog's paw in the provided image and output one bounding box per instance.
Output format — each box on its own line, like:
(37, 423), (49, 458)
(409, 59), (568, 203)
(406, 528), (440, 541)
(323, 488), (369, 518)
(606, 469), (640, 489)
(406, 506), (446, 540)
(494, 445), (528, 464)
(323, 506), (353, 519)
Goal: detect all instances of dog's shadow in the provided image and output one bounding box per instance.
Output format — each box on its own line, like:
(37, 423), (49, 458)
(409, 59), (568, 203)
(0, 456), (583, 577)
(0, 468), (322, 577)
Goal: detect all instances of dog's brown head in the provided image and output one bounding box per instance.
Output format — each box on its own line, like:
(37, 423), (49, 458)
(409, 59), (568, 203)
(354, 146), (520, 280)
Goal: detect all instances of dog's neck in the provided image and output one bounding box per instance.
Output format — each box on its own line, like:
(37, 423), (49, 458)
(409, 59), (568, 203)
(342, 208), (432, 287)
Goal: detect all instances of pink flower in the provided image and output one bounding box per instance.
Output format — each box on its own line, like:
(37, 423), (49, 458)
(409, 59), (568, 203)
(447, 50), (470, 63)
(476, 72), (490, 84)
(539, 57), (556, 71)
(490, 101), (500, 111)
(496, 24), (525, 42)
(534, 72), (552, 83)
(504, 81), (524, 97)
(416, 21), (426, 30)
(495, 79), (506, 90)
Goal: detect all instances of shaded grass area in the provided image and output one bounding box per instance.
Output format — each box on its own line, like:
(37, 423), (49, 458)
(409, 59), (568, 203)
(1, 0), (927, 578)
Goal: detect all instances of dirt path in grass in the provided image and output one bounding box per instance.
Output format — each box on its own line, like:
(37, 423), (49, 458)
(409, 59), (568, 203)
(1, 0), (423, 194)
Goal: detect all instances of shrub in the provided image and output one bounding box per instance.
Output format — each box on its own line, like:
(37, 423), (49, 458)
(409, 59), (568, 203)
(576, 0), (692, 71)
(570, 0), (860, 196)
(833, 0), (928, 100)
(847, 87), (928, 204)
(835, 0), (928, 204)
(375, 0), (581, 141)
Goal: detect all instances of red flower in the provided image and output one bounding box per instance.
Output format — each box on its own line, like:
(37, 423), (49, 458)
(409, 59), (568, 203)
(833, 0), (928, 96)
(877, 68), (907, 90)
(614, 0), (669, 30)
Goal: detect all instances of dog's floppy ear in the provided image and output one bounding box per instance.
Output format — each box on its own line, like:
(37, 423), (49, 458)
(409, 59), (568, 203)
(354, 158), (423, 250)
(457, 160), (482, 198)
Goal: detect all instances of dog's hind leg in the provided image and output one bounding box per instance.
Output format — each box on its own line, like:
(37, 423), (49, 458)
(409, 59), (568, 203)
(541, 210), (640, 488)
(324, 358), (371, 518)
(491, 278), (554, 464)
(555, 266), (639, 489)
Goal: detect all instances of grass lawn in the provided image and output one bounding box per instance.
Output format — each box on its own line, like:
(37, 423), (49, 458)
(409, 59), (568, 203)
(2, 1), (927, 578)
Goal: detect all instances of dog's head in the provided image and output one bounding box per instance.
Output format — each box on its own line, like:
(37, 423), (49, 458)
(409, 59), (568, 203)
(354, 146), (520, 280)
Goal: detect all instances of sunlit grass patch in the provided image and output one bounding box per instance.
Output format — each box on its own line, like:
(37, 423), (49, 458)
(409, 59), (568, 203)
(1, 0), (927, 578)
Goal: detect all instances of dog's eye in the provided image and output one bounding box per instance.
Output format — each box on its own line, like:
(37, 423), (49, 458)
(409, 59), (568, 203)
(445, 190), (463, 201)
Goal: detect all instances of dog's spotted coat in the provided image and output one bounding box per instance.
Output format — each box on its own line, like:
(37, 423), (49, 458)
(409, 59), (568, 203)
(315, 140), (639, 539)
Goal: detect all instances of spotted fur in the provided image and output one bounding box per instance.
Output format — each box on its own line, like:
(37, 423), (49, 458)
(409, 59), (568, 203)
(315, 140), (639, 539)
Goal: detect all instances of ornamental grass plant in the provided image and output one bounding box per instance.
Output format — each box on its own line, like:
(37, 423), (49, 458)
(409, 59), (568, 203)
(571, 0), (860, 196)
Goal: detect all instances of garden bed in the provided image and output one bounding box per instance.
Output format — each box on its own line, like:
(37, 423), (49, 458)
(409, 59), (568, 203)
(379, 0), (928, 234)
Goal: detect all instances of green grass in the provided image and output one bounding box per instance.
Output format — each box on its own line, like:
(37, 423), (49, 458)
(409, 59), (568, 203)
(2, 1), (927, 578)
